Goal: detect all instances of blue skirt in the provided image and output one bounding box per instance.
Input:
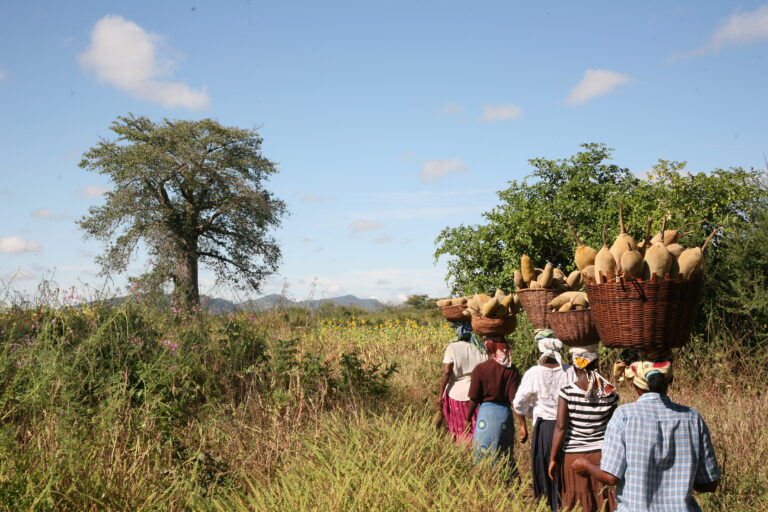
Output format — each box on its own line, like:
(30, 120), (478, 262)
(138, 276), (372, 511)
(472, 401), (514, 464)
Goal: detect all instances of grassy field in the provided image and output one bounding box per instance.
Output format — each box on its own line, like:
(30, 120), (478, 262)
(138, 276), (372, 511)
(0, 298), (765, 511)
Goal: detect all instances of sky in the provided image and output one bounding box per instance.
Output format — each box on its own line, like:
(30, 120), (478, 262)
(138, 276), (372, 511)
(1, 1), (767, 304)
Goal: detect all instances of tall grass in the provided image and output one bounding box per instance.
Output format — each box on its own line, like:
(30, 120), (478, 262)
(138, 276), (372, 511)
(0, 298), (765, 511)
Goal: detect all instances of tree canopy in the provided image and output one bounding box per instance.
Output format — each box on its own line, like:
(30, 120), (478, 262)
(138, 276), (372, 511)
(434, 143), (766, 296)
(78, 115), (287, 310)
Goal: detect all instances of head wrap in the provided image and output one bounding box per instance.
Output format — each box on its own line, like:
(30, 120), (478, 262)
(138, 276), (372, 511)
(453, 322), (473, 341)
(484, 337), (512, 368)
(613, 350), (674, 392)
(568, 345), (615, 400)
(535, 329), (564, 366)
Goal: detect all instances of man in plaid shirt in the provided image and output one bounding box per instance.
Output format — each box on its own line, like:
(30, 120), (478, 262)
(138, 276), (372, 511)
(572, 354), (720, 512)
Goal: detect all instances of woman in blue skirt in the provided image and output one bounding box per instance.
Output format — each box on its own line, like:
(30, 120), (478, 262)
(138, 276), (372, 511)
(466, 336), (527, 467)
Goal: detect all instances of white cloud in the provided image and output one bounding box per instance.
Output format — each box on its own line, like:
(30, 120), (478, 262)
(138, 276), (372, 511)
(349, 219), (382, 232)
(565, 69), (632, 106)
(0, 236), (43, 254)
(480, 103), (523, 122)
(326, 283), (343, 294)
(80, 185), (111, 198)
(302, 193), (327, 203)
(419, 158), (468, 184)
(437, 102), (464, 116)
(374, 234), (393, 244)
(79, 15), (209, 109)
(678, 5), (768, 59)
(31, 209), (54, 219)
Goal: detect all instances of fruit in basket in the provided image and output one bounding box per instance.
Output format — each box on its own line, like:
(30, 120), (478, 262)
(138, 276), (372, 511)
(537, 263), (554, 288)
(678, 228), (719, 280)
(642, 218), (673, 280)
(548, 291), (588, 309)
(521, 254), (535, 284)
(514, 270), (526, 290)
(582, 265), (596, 284)
(666, 243), (685, 258)
(650, 219), (705, 246)
(610, 205), (638, 263)
(595, 225), (617, 282)
(620, 242), (644, 279)
(569, 223), (597, 271)
(566, 270), (583, 290)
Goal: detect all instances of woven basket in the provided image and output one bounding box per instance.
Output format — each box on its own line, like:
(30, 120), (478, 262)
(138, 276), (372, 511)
(440, 304), (468, 323)
(517, 288), (560, 329)
(586, 276), (704, 350)
(548, 308), (599, 347)
(471, 315), (516, 336)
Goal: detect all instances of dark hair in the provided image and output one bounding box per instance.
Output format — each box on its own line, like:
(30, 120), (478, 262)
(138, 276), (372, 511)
(647, 372), (669, 394)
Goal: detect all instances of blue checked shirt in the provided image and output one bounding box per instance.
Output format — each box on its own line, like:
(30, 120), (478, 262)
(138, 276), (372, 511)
(600, 393), (721, 512)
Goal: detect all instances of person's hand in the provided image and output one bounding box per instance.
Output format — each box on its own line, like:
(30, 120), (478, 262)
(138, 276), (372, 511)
(548, 459), (558, 481)
(518, 425), (528, 444)
(436, 398), (444, 409)
(572, 457), (591, 476)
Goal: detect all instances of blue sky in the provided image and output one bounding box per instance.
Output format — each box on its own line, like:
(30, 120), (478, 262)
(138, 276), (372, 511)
(1, 1), (767, 303)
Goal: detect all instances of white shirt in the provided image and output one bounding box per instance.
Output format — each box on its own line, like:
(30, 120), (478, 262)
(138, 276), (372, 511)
(513, 364), (577, 424)
(442, 341), (487, 401)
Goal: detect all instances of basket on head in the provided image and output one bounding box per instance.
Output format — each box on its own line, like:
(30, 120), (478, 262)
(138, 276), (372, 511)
(586, 275), (704, 350)
(548, 308), (599, 347)
(517, 288), (560, 329)
(441, 304), (468, 323)
(471, 315), (516, 336)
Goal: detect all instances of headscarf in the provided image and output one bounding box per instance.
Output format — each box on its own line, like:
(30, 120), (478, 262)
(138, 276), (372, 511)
(484, 337), (512, 368)
(535, 328), (564, 366)
(613, 349), (674, 391)
(569, 345), (615, 400)
(449, 322), (485, 354)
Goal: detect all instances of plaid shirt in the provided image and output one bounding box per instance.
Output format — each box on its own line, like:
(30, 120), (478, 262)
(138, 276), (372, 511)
(600, 393), (721, 512)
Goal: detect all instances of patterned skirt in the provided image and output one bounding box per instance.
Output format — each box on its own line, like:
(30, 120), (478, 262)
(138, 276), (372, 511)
(472, 401), (514, 465)
(442, 395), (476, 442)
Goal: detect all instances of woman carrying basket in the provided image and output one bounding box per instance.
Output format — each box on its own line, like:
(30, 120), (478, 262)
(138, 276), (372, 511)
(513, 329), (576, 511)
(466, 335), (527, 468)
(572, 351), (720, 512)
(548, 345), (618, 512)
(437, 322), (487, 441)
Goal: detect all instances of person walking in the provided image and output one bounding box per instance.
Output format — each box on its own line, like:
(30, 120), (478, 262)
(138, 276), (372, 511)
(466, 336), (527, 468)
(572, 351), (721, 512)
(437, 322), (487, 441)
(548, 346), (618, 512)
(513, 329), (576, 511)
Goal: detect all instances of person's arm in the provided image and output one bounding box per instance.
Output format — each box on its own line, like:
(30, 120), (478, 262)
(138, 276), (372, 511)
(512, 370), (534, 418)
(548, 396), (569, 480)
(693, 414), (722, 493)
(515, 412), (528, 443)
(466, 399), (479, 431)
(572, 457), (620, 486)
(437, 363), (453, 406)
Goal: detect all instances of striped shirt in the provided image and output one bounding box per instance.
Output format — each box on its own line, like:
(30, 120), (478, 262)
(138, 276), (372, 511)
(559, 382), (619, 453)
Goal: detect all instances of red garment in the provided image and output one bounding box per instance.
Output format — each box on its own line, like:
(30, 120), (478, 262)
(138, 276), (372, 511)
(442, 395), (477, 442)
(468, 359), (521, 405)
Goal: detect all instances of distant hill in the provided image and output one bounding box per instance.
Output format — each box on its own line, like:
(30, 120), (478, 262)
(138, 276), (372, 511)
(202, 294), (382, 313)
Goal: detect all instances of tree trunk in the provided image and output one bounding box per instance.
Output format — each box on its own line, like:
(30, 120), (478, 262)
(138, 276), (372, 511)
(172, 241), (200, 312)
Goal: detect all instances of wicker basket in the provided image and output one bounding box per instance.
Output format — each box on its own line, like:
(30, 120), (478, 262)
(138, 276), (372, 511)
(517, 288), (560, 329)
(471, 315), (516, 336)
(440, 304), (468, 323)
(586, 276), (704, 350)
(548, 308), (599, 347)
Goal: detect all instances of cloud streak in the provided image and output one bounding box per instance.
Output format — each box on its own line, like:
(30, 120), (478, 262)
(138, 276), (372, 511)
(480, 103), (522, 122)
(79, 15), (209, 109)
(349, 219), (382, 233)
(675, 5), (768, 59)
(419, 158), (468, 184)
(80, 185), (111, 198)
(565, 69), (631, 106)
(0, 236), (43, 254)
